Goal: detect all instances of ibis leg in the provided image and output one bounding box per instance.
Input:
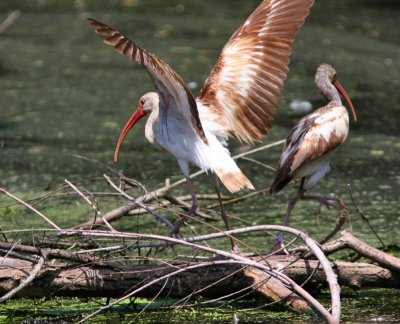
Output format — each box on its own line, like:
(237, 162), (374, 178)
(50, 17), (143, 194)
(212, 174), (238, 253)
(276, 179), (305, 246)
(169, 176), (198, 238)
(277, 195), (301, 243)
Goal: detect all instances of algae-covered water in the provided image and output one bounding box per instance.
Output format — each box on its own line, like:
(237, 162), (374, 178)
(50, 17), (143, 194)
(0, 0), (399, 322)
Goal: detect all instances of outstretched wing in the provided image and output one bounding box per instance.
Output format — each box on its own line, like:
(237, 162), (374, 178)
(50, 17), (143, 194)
(197, 0), (315, 143)
(87, 18), (207, 144)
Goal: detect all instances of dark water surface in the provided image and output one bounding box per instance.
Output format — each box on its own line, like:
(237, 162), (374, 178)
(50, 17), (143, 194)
(0, 0), (399, 322)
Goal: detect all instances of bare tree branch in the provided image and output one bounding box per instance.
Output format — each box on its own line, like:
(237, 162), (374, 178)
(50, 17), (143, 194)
(0, 241), (96, 264)
(339, 231), (400, 272)
(320, 197), (348, 244)
(0, 253), (46, 303)
(65, 179), (116, 232)
(348, 184), (385, 249)
(103, 174), (175, 230)
(0, 188), (61, 231)
(61, 225), (339, 323)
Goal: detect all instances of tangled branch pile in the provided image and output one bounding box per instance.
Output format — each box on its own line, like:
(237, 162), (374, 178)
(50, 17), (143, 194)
(0, 143), (399, 323)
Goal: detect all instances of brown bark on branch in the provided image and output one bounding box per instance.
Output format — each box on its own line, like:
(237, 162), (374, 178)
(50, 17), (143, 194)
(0, 241), (96, 264)
(1, 255), (398, 302)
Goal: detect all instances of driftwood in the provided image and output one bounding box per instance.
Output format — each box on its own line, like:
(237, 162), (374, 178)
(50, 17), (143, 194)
(1, 255), (399, 300)
(0, 225), (399, 323)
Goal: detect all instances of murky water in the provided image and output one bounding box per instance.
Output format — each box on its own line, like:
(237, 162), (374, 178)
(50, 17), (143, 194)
(0, 0), (399, 322)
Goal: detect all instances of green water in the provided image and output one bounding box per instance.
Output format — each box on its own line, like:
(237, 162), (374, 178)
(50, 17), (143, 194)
(0, 0), (399, 322)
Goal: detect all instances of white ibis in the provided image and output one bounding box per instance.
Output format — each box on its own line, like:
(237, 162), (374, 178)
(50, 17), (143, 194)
(87, 0), (314, 250)
(270, 63), (357, 243)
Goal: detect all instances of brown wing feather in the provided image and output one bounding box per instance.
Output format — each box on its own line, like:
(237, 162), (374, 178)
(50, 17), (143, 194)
(87, 18), (207, 144)
(198, 0), (315, 143)
(270, 103), (349, 194)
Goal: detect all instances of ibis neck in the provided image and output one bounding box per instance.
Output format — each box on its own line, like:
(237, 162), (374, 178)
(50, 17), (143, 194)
(144, 103), (160, 145)
(316, 76), (341, 105)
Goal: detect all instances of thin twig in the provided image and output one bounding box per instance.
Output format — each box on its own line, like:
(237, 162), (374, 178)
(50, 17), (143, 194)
(239, 156), (276, 172)
(232, 139), (286, 160)
(320, 197), (348, 245)
(170, 266), (247, 311)
(104, 174), (175, 231)
(0, 240), (20, 264)
(347, 184), (385, 249)
(0, 188), (61, 231)
(206, 188), (268, 209)
(132, 276), (170, 321)
(65, 179), (116, 232)
(163, 193), (216, 221)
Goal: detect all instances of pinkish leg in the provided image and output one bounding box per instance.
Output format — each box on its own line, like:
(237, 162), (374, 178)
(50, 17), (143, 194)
(213, 174), (239, 253)
(169, 176), (198, 238)
(274, 195), (300, 249)
(274, 179), (305, 250)
(275, 178), (338, 250)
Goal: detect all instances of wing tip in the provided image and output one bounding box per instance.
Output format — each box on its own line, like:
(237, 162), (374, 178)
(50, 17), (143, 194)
(269, 174), (292, 195)
(215, 169), (254, 193)
(86, 17), (101, 28)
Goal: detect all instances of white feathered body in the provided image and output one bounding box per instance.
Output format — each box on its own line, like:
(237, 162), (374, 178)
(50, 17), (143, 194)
(145, 99), (253, 193)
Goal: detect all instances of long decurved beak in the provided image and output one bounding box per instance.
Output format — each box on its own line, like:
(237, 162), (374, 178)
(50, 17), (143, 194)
(334, 80), (357, 122)
(114, 105), (146, 162)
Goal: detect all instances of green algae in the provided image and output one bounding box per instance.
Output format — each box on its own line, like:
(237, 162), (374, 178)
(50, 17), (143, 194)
(0, 0), (400, 322)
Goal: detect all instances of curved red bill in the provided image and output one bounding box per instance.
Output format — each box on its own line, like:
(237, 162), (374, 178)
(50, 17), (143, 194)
(334, 80), (357, 122)
(114, 105), (146, 162)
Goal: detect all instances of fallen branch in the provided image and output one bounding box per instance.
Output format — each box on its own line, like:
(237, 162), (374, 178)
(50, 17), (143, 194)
(0, 241), (96, 264)
(1, 255), (398, 298)
(60, 225), (340, 322)
(338, 231), (400, 273)
(0, 254), (46, 303)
